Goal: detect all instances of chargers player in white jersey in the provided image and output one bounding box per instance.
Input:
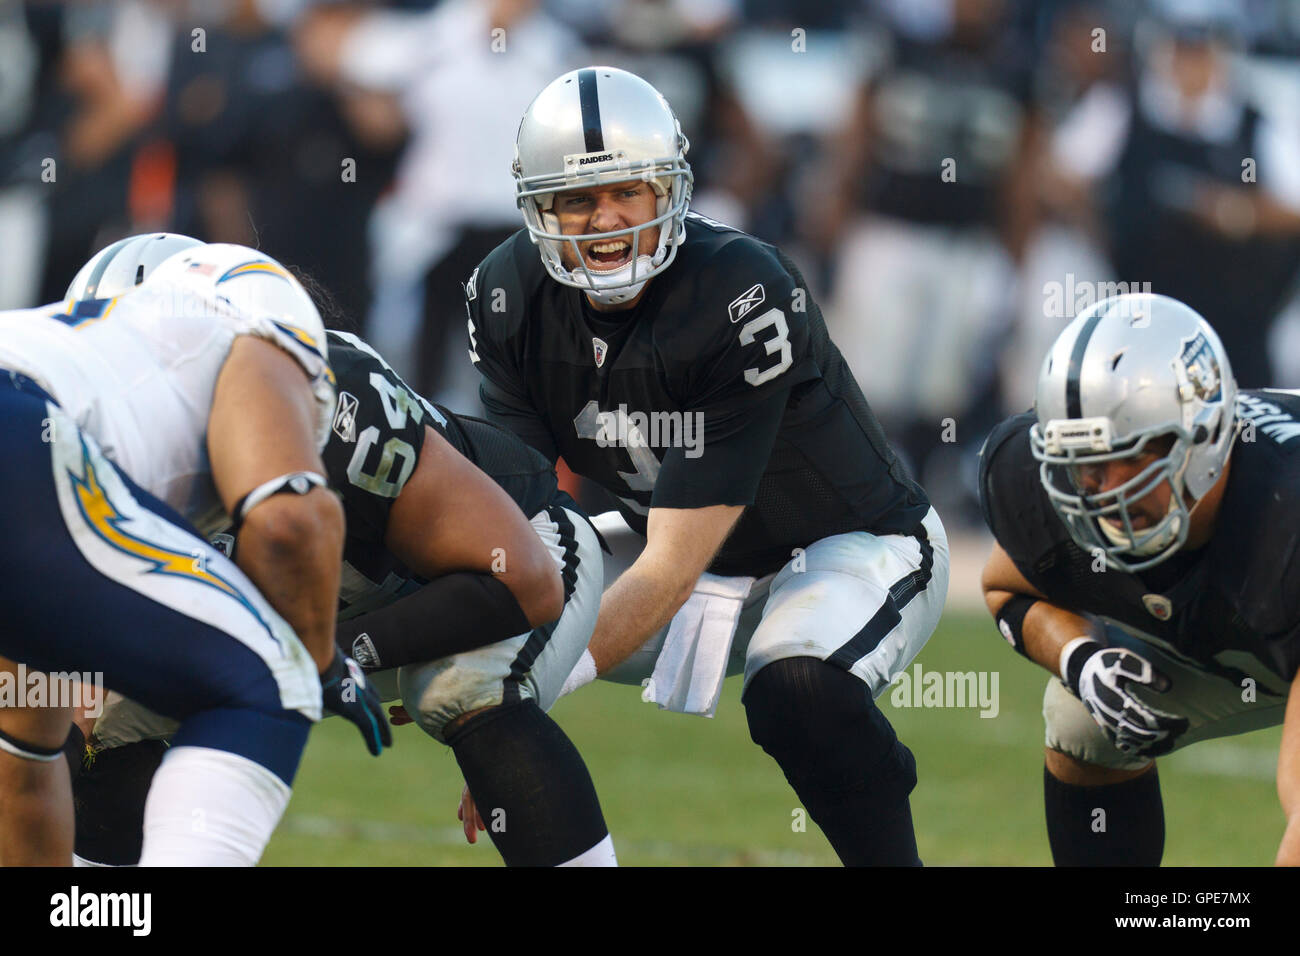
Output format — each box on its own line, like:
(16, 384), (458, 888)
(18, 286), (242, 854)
(0, 235), (388, 865)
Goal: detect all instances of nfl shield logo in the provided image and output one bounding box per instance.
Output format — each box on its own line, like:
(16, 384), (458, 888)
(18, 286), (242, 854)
(1142, 593), (1173, 621)
(593, 337), (608, 368)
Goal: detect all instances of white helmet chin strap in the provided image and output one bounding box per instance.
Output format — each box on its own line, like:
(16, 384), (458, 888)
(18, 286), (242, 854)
(569, 242), (668, 306)
(539, 185), (674, 306)
(1096, 497), (1184, 556)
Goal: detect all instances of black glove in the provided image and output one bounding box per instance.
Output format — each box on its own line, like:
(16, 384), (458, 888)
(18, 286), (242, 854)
(320, 649), (392, 757)
(1062, 639), (1189, 758)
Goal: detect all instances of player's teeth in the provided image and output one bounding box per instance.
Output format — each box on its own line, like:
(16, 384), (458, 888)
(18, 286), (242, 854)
(590, 243), (629, 253)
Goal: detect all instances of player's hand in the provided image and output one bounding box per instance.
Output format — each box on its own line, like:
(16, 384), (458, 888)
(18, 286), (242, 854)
(320, 650), (393, 756)
(1065, 641), (1189, 757)
(457, 784), (486, 844)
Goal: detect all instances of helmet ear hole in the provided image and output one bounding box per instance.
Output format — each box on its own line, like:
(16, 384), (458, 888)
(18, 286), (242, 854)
(1193, 424), (1209, 443)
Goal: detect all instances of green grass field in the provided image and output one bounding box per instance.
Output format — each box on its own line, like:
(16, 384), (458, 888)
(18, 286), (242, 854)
(262, 612), (1285, 866)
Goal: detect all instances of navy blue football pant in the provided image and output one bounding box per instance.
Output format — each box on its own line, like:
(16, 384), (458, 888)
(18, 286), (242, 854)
(0, 374), (313, 784)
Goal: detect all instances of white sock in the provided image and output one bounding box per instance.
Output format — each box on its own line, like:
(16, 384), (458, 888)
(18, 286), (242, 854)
(138, 746), (291, 866)
(557, 833), (618, 867)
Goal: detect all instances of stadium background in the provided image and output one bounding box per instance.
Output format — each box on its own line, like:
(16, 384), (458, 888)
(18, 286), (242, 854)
(4, 0), (1298, 864)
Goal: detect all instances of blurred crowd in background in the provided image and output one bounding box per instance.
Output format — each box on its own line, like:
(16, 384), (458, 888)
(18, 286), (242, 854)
(4, 0), (1300, 525)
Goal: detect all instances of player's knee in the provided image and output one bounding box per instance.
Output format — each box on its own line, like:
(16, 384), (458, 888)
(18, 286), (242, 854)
(1043, 677), (1152, 773)
(743, 657), (917, 806)
(398, 661), (509, 744)
(1045, 747), (1152, 786)
(443, 705), (496, 740)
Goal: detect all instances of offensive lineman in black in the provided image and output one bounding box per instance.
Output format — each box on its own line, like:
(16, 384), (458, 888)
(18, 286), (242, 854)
(980, 293), (1300, 865)
(465, 66), (948, 865)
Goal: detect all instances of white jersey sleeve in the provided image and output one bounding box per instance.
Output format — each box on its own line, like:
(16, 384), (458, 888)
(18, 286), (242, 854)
(0, 281), (336, 535)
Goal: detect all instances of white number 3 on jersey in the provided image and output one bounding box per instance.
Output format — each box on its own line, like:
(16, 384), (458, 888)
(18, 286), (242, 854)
(739, 308), (792, 386)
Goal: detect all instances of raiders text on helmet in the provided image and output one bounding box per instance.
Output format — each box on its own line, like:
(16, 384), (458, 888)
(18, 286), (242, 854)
(1030, 293), (1237, 572)
(513, 67), (693, 306)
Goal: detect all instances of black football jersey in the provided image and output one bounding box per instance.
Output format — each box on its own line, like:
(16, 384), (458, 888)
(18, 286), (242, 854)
(323, 330), (562, 619)
(467, 213), (930, 577)
(864, 25), (1036, 227)
(979, 390), (1300, 687)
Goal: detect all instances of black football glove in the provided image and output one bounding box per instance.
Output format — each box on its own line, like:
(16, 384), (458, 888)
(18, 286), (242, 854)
(1062, 639), (1189, 758)
(320, 649), (392, 757)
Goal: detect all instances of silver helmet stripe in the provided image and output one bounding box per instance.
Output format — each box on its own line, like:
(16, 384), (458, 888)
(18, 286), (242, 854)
(578, 68), (604, 152)
(1064, 305), (1111, 419)
(81, 236), (137, 299)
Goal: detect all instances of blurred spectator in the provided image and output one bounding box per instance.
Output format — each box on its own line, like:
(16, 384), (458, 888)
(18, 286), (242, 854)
(0, 3), (57, 308)
(1100, 0), (1300, 387)
(163, 0), (396, 322)
(809, 0), (1045, 522)
(22, 2), (167, 304)
(296, 0), (584, 407)
(1002, 0), (1131, 409)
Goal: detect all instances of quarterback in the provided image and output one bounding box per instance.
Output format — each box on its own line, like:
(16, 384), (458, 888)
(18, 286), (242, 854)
(980, 292), (1300, 865)
(0, 235), (389, 865)
(465, 67), (948, 864)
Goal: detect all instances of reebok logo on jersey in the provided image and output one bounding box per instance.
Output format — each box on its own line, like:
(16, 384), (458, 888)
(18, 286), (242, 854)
(593, 337), (608, 368)
(464, 266), (479, 302)
(334, 391), (359, 443)
(728, 284), (765, 323)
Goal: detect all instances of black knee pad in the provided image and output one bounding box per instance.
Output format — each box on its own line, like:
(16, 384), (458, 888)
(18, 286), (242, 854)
(63, 724), (87, 783)
(743, 657), (917, 811)
(447, 700), (608, 867)
(73, 740), (168, 866)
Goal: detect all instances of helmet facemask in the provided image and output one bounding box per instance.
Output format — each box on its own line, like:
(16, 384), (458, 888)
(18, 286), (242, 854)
(1032, 423), (1198, 572)
(515, 151), (693, 306)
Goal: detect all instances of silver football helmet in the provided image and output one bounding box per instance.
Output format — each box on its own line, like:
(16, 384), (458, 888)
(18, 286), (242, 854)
(66, 233), (204, 301)
(513, 66), (693, 306)
(1031, 293), (1237, 572)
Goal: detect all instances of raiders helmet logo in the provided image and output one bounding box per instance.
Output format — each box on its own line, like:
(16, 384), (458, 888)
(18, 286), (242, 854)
(1178, 332), (1222, 403)
(593, 337), (608, 368)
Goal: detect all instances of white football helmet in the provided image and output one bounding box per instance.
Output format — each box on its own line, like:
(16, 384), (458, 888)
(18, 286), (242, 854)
(66, 233), (204, 301)
(143, 242), (325, 346)
(1031, 293), (1237, 572)
(513, 66), (693, 306)
(143, 243), (335, 449)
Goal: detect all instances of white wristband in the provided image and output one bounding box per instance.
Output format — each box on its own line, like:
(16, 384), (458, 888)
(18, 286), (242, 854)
(1058, 636), (1099, 685)
(560, 649), (598, 698)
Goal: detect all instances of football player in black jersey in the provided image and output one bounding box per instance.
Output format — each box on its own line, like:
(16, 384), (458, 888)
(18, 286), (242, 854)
(980, 292), (1300, 866)
(465, 66), (949, 865)
(68, 260), (616, 867)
